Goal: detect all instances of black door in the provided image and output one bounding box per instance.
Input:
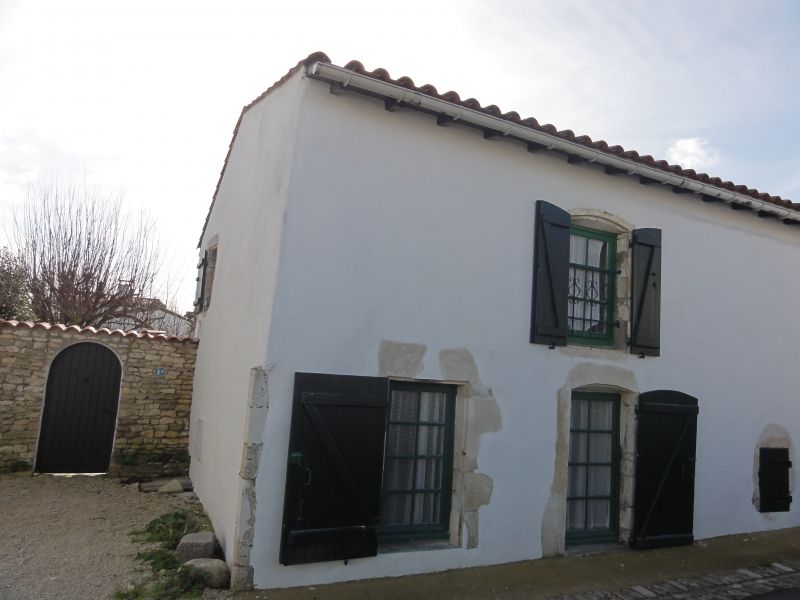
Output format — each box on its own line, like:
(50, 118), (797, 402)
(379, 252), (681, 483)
(35, 343), (122, 473)
(280, 373), (389, 566)
(632, 390), (698, 549)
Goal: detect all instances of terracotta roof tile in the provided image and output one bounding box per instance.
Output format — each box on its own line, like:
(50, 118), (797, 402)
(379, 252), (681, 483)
(333, 54), (796, 210)
(200, 51), (797, 245)
(0, 320), (197, 343)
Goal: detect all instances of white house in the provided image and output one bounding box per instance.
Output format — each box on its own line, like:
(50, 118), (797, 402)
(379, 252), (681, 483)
(189, 52), (799, 590)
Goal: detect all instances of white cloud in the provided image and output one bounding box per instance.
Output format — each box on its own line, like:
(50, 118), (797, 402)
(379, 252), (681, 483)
(666, 138), (720, 171)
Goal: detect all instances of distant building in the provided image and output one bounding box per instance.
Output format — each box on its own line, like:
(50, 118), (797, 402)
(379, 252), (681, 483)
(106, 297), (192, 337)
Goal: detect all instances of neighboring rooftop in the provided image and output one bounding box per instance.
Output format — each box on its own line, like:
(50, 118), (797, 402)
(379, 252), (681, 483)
(201, 52), (798, 244)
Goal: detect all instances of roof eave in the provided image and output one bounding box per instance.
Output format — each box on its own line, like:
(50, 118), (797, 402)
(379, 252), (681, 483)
(308, 61), (800, 223)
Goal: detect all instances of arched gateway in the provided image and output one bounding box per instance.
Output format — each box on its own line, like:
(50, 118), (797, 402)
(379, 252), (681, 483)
(35, 342), (122, 473)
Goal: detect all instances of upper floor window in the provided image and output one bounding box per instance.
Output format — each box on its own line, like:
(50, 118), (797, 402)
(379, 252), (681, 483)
(194, 245), (218, 313)
(530, 200), (661, 356)
(568, 227), (616, 346)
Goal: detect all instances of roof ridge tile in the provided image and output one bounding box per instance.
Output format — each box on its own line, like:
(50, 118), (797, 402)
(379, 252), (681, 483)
(0, 319), (197, 343)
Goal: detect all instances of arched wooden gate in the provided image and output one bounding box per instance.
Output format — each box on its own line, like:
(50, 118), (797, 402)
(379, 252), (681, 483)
(35, 342), (122, 473)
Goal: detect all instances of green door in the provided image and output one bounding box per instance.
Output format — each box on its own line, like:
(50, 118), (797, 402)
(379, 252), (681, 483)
(566, 391), (620, 545)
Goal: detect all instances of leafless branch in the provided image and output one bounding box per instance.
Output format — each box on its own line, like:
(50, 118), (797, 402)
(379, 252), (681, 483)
(11, 182), (173, 329)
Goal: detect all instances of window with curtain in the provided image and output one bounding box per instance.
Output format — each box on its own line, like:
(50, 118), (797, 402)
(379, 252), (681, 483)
(567, 391), (620, 544)
(568, 227), (616, 345)
(381, 383), (455, 540)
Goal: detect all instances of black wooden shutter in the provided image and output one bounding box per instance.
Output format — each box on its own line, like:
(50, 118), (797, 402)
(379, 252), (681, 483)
(631, 228), (662, 356)
(530, 200), (571, 346)
(194, 250), (208, 311)
(759, 448), (792, 513)
(280, 373), (389, 566)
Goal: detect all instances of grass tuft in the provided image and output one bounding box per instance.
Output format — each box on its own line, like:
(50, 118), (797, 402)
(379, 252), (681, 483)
(135, 549), (180, 573)
(150, 565), (206, 599)
(117, 508), (215, 599)
(133, 510), (198, 550)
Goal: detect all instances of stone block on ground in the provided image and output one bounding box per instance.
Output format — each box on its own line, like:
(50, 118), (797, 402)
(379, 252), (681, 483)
(139, 476), (192, 492)
(185, 558), (230, 589)
(156, 479), (183, 493)
(176, 531), (218, 562)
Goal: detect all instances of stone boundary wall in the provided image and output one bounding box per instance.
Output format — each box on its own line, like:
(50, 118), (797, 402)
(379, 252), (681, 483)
(0, 320), (198, 478)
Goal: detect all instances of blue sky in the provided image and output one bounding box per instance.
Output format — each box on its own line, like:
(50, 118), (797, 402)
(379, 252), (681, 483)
(1, 0), (798, 310)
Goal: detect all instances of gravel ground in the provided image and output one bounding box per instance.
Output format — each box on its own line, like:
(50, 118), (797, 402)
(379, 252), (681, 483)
(0, 473), (191, 600)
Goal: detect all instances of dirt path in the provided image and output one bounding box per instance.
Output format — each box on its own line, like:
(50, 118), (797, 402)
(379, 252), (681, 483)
(0, 473), (190, 600)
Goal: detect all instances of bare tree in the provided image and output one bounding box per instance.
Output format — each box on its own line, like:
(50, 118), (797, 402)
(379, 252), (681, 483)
(12, 182), (168, 328)
(0, 246), (32, 320)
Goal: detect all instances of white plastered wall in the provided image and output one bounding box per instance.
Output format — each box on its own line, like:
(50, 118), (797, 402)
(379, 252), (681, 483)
(206, 72), (799, 588)
(189, 70), (305, 565)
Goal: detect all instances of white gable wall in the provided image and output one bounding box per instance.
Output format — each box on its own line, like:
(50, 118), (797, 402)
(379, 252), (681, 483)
(190, 70), (305, 563)
(214, 73), (799, 587)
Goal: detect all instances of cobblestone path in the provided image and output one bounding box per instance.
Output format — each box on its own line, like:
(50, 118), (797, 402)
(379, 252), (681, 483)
(550, 560), (800, 600)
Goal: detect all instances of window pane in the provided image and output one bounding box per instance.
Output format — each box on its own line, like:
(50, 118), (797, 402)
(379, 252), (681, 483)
(383, 493), (412, 526)
(587, 499), (610, 529)
(572, 303), (586, 331)
(571, 399), (589, 430)
(386, 425), (416, 455)
(415, 458), (443, 489)
(569, 432), (588, 463)
(570, 235), (587, 264)
(570, 268), (586, 300)
(587, 238), (607, 268)
(413, 493), (441, 525)
(590, 400), (612, 430)
(382, 384), (454, 535)
(585, 271), (600, 302)
(587, 465), (611, 496)
(589, 433), (612, 463)
(567, 230), (614, 341)
(383, 458), (413, 491)
(390, 390), (418, 421)
(417, 425), (443, 455)
(568, 465), (586, 497)
(567, 499), (585, 530)
(419, 392), (446, 423)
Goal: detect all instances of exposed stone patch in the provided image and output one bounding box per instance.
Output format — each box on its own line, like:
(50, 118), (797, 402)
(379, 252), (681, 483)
(541, 389), (570, 557)
(230, 366), (269, 591)
(239, 443), (263, 480)
(439, 348), (501, 549)
(752, 423), (794, 513)
(464, 472), (493, 511)
(0, 325), (196, 478)
(378, 340), (426, 378)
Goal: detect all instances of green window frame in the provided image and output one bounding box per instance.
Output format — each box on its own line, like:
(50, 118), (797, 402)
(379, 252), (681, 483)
(566, 391), (621, 545)
(568, 226), (616, 346)
(380, 382), (456, 541)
